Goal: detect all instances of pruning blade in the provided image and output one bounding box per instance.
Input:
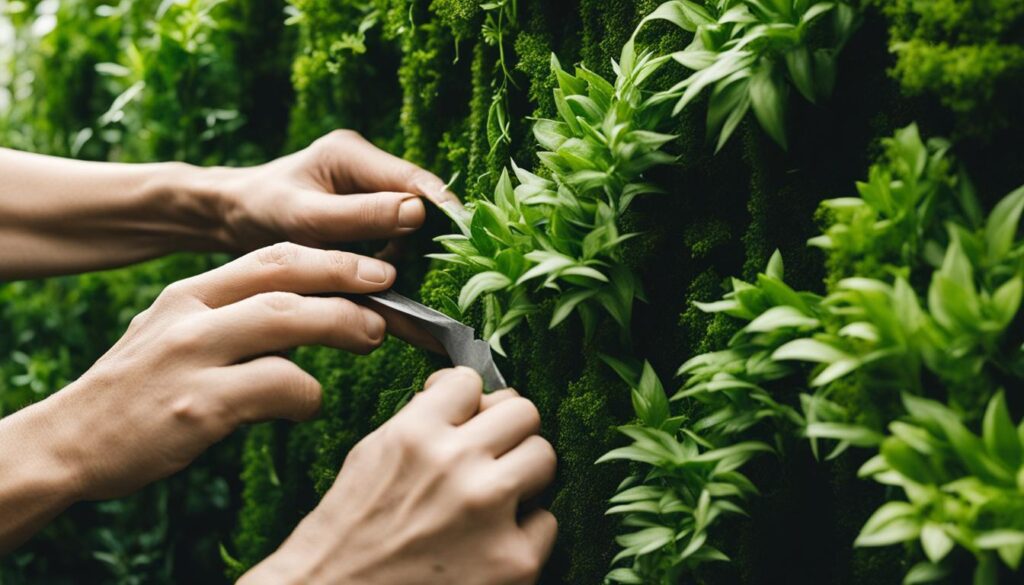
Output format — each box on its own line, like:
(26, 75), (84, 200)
(361, 290), (508, 391)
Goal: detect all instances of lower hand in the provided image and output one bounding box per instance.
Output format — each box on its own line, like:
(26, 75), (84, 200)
(240, 368), (559, 585)
(48, 242), (398, 501)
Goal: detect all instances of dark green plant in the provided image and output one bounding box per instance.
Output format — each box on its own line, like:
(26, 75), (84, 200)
(641, 0), (858, 151)
(598, 360), (770, 584)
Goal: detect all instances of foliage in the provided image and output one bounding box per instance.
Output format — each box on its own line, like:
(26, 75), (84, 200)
(873, 0), (1024, 116)
(857, 392), (1024, 585)
(602, 123), (1024, 583)
(431, 45), (676, 353)
(435, 0), (861, 354)
(599, 360), (770, 584)
(641, 0), (858, 150)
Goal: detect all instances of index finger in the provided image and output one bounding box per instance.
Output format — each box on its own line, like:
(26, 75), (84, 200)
(317, 130), (462, 209)
(182, 243), (396, 308)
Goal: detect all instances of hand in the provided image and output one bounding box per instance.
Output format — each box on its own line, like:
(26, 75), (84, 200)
(240, 368), (559, 585)
(210, 130), (461, 252)
(47, 242), (400, 501)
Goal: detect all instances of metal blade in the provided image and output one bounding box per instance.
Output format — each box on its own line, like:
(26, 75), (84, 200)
(361, 290), (508, 391)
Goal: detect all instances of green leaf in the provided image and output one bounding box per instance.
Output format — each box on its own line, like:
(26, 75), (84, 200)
(920, 523), (954, 563)
(985, 185), (1024, 261)
(902, 561), (950, 585)
(765, 249), (785, 280)
(458, 271), (512, 312)
(982, 391), (1022, 468)
(745, 305), (820, 333)
(748, 64), (788, 149)
(772, 338), (849, 364)
(855, 501), (920, 547)
(550, 289), (598, 328)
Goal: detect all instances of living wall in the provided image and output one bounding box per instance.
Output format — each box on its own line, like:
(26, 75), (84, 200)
(1, 1), (1023, 584)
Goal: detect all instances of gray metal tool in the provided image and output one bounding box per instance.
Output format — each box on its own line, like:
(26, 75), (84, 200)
(361, 290), (507, 391)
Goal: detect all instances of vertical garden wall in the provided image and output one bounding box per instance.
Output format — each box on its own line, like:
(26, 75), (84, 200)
(2, 1), (1023, 584)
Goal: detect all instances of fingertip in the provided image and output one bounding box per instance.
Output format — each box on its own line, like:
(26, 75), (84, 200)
(398, 195), (426, 230)
(361, 307), (387, 344)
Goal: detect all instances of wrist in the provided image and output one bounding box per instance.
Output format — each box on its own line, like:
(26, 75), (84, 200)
(0, 394), (84, 552)
(141, 162), (238, 252)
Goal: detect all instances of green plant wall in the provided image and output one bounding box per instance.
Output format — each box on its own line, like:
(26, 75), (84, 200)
(2, 1), (1023, 584)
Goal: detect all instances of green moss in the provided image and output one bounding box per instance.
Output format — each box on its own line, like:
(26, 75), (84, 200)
(875, 0), (1024, 119)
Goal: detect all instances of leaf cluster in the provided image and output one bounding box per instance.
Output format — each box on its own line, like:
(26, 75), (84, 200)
(598, 360), (770, 584)
(432, 46), (676, 353)
(639, 0), (858, 151)
(857, 392), (1024, 585)
(602, 123), (1024, 583)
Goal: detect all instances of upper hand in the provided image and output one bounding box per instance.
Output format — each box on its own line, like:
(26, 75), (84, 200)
(211, 130), (460, 251)
(48, 243), (398, 501)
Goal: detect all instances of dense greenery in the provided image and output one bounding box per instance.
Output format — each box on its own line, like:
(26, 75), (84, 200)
(2, 1), (1023, 584)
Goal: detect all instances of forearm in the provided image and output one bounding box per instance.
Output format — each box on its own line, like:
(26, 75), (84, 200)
(0, 148), (229, 279)
(0, 394), (82, 554)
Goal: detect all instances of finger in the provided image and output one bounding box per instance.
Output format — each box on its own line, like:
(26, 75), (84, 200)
(317, 130), (462, 208)
(498, 435), (557, 501)
(216, 356), (323, 423)
(183, 243), (395, 308)
(520, 508), (558, 564)
(459, 396), (540, 456)
(405, 367), (482, 425)
(350, 297), (446, 355)
(289, 191), (426, 243)
(192, 293), (386, 362)
(479, 388), (520, 411)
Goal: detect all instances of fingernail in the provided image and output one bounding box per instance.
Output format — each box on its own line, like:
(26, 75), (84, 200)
(357, 259), (392, 284)
(363, 309), (386, 341)
(398, 197), (424, 229)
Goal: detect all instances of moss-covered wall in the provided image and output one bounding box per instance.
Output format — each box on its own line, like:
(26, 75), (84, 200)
(2, 0), (1022, 583)
(227, 2), (1022, 584)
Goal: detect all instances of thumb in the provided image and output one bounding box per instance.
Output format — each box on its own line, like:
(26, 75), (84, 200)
(217, 357), (323, 423)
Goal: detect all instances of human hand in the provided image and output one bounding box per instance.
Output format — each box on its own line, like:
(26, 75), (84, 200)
(240, 368), (558, 585)
(47, 243), (400, 501)
(207, 130), (460, 252)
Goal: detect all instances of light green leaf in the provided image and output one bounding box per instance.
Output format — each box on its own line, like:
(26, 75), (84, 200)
(458, 271), (511, 313)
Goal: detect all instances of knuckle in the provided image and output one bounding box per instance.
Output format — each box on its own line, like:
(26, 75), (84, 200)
(327, 128), (361, 143)
(359, 195), (395, 228)
(500, 544), (542, 582)
(171, 393), (233, 433)
(164, 319), (206, 353)
(256, 291), (302, 315)
(256, 242), (302, 270)
(158, 280), (192, 304)
(127, 308), (151, 331)
(327, 250), (359, 279)
(457, 477), (500, 512)
(508, 397), (542, 431)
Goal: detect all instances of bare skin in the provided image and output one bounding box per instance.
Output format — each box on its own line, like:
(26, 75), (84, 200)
(0, 132), (557, 583)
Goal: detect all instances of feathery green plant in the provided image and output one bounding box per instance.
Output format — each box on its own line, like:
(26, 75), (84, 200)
(598, 359), (770, 584)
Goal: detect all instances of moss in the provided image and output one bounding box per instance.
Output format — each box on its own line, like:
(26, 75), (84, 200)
(875, 0), (1024, 124)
